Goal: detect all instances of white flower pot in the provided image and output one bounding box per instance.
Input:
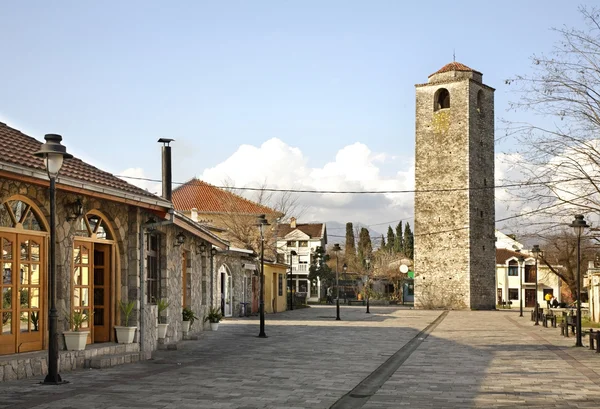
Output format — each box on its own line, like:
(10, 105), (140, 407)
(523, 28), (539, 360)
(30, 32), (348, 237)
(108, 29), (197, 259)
(157, 323), (169, 339)
(115, 326), (136, 344)
(182, 320), (191, 333)
(210, 322), (219, 331)
(64, 331), (89, 351)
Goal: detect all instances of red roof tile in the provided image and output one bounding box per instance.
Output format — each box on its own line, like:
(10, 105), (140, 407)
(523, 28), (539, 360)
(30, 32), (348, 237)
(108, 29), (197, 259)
(0, 122), (164, 201)
(428, 62), (482, 78)
(496, 248), (526, 264)
(277, 223), (325, 239)
(172, 178), (279, 215)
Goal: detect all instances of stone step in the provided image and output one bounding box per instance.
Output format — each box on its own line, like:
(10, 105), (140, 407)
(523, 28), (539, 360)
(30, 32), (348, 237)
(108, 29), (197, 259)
(88, 351), (151, 369)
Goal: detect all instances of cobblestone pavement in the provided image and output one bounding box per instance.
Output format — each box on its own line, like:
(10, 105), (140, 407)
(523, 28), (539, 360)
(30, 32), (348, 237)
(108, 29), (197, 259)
(1, 306), (600, 409)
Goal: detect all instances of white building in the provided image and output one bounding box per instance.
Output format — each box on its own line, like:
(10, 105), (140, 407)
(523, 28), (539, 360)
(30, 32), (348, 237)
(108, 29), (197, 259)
(276, 218), (327, 302)
(495, 231), (562, 309)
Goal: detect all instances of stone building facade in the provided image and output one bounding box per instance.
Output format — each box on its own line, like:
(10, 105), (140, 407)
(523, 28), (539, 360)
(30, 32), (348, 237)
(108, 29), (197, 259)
(0, 122), (227, 381)
(413, 62), (496, 309)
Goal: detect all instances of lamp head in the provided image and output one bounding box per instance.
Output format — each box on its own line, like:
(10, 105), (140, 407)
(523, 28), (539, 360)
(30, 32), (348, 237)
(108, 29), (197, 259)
(570, 214), (589, 237)
(332, 243), (341, 253)
(33, 134), (73, 178)
(531, 244), (541, 259)
(174, 232), (185, 247)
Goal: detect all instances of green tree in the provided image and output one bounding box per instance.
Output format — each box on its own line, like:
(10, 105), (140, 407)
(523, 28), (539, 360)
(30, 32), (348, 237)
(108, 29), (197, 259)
(357, 227), (373, 267)
(380, 234), (386, 250)
(403, 222), (414, 259)
(393, 221), (403, 254)
(345, 222), (356, 259)
(386, 226), (395, 252)
(308, 246), (334, 290)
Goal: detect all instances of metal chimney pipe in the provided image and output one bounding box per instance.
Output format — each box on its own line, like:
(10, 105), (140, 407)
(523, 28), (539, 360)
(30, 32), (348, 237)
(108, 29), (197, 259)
(158, 138), (174, 201)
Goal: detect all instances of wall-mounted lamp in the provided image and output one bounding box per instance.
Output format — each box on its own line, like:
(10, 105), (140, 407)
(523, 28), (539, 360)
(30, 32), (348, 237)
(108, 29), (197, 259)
(66, 198), (84, 221)
(174, 232), (186, 247)
(196, 242), (206, 255)
(211, 247), (217, 257)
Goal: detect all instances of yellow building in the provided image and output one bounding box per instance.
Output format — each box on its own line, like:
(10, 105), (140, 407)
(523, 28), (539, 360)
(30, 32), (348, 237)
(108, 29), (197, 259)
(263, 262), (288, 313)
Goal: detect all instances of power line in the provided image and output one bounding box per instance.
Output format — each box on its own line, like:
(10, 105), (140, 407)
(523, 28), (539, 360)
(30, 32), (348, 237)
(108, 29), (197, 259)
(116, 174), (592, 195)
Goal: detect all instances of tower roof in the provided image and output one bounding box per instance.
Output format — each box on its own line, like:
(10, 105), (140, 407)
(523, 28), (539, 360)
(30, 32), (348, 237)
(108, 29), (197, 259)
(428, 62), (481, 78)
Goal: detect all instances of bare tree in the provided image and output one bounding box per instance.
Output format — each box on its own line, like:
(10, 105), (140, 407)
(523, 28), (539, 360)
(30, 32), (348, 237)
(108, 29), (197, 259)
(503, 6), (600, 234)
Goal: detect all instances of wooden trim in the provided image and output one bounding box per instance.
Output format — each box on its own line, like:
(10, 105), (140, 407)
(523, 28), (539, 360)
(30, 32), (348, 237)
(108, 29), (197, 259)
(0, 170), (171, 212)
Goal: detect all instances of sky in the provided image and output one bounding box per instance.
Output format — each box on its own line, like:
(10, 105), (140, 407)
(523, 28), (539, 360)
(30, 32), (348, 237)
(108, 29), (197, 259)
(0, 1), (596, 237)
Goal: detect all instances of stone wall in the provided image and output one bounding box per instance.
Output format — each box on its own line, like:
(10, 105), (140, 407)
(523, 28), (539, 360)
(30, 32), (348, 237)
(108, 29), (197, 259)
(414, 69), (495, 310)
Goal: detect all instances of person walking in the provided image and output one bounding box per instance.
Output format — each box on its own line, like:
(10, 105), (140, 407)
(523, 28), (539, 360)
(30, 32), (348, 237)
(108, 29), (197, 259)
(545, 293), (552, 309)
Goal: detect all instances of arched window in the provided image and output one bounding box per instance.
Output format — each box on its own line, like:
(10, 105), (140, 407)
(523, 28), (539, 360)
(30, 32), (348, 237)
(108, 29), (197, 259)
(0, 199), (46, 231)
(74, 212), (113, 240)
(434, 88), (450, 111)
(477, 89), (484, 113)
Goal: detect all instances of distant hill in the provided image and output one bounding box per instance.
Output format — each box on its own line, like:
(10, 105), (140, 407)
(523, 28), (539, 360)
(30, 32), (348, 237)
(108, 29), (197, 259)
(325, 221), (385, 249)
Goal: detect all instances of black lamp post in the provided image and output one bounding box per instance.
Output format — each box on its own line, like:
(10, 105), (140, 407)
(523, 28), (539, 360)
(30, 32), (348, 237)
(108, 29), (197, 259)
(34, 134), (72, 385)
(365, 257), (371, 314)
(532, 245), (542, 326)
(519, 255), (525, 317)
(288, 250), (297, 311)
(257, 214), (269, 337)
(570, 214), (589, 347)
(332, 243), (341, 321)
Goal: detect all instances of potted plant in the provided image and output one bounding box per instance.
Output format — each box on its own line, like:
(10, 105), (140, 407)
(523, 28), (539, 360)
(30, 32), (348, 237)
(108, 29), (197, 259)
(204, 306), (223, 331)
(63, 309), (90, 351)
(115, 300), (136, 344)
(157, 299), (170, 339)
(182, 307), (197, 333)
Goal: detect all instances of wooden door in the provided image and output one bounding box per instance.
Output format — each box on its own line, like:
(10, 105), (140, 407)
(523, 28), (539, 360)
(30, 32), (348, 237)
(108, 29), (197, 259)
(93, 244), (110, 342)
(1, 233), (45, 355)
(73, 241), (92, 343)
(525, 289), (536, 308)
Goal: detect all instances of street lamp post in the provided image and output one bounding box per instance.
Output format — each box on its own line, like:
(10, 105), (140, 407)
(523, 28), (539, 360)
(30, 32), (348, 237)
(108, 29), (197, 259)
(365, 257), (371, 314)
(532, 245), (542, 326)
(519, 255), (525, 317)
(33, 134), (72, 385)
(257, 214), (269, 337)
(570, 214), (589, 347)
(332, 243), (341, 321)
(288, 250), (297, 311)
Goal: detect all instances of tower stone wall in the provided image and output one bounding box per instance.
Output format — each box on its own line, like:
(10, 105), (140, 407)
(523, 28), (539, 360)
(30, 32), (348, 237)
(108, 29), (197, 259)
(413, 63), (496, 309)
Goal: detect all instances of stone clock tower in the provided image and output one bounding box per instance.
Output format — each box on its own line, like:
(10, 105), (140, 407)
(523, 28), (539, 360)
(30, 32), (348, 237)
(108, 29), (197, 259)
(413, 62), (496, 310)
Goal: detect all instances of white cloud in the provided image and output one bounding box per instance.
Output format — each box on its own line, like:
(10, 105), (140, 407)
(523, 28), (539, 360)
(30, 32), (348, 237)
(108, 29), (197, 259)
(118, 168), (162, 196)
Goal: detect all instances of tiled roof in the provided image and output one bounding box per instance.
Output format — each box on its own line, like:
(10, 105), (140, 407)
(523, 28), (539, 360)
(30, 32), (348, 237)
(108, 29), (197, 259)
(0, 122), (164, 201)
(172, 178), (279, 215)
(496, 248), (527, 264)
(277, 223), (325, 239)
(429, 62), (482, 78)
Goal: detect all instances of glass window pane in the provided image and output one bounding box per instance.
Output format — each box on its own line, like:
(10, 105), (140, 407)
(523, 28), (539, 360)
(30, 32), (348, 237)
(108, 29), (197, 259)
(3, 238), (12, 260)
(81, 288), (89, 307)
(94, 288), (104, 306)
(20, 264), (29, 285)
(30, 264), (40, 285)
(0, 204), (13, 228)
(30, 288), (39, 309)
(82, 267), (89, 286)
(20, 311), (29, 332)
(81, 309), (90, 329)
(30, 242), (40, 261)
(20, 289), (29, 308)
(2, 263), (11, 284)
(73, 266), (81, 285)
(73, 246), (80, 264)
(2, 312), (12, 334)
(74, 288), (81, 307)
(11, 201), (24, 224)
(20, 241), (29, 261)
(81, 246), (89, 264)
(31, 311), (40, 331)
(22, 211), (42, 231)
(2, 287), (11, 309)
(88, 216), (99, 233)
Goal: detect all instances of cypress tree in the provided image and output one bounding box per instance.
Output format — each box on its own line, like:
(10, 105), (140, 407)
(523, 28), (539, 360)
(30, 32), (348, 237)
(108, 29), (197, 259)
(403, 222), (414, 259)
(386, 226), (395, 252)
(380, 234), (386, 250)
(357, 227), (373, 267)
(345, 222), (356, 259)
(393, 221), (403, 253)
